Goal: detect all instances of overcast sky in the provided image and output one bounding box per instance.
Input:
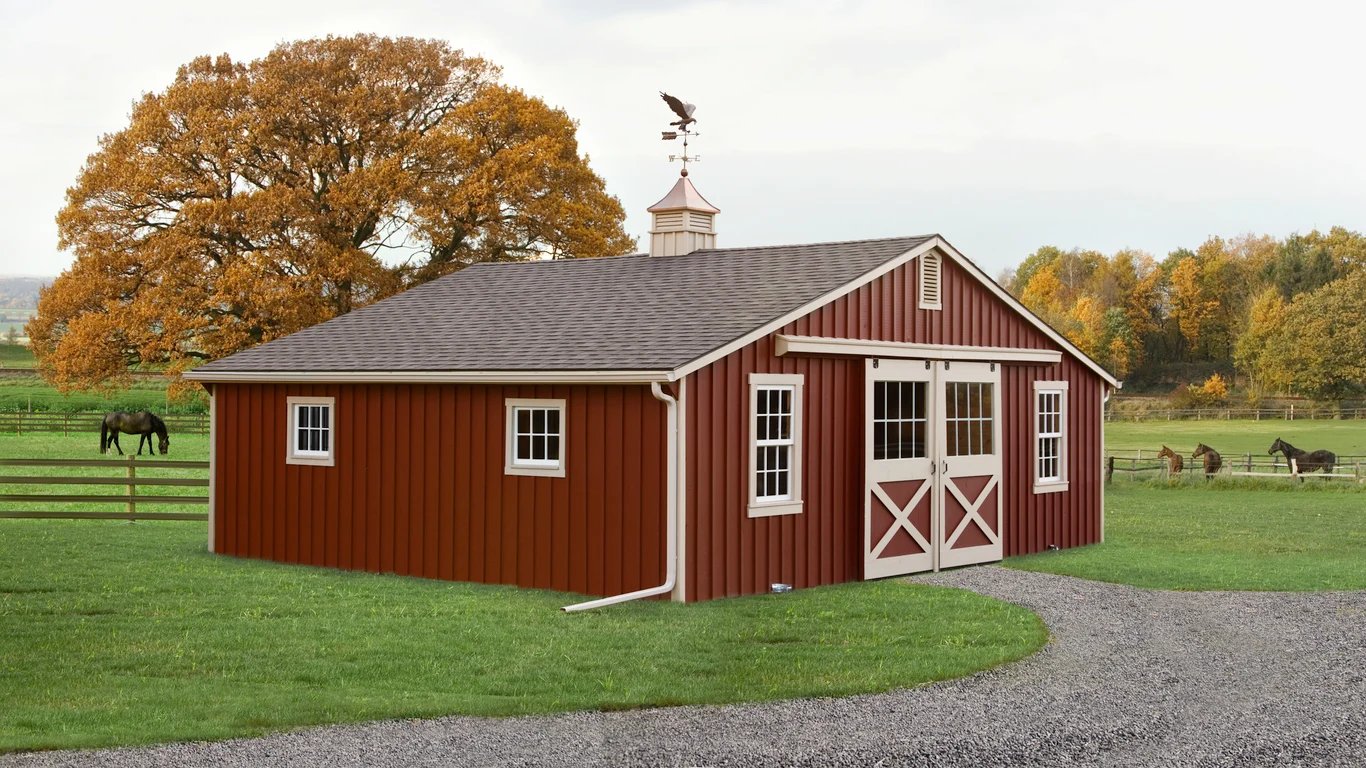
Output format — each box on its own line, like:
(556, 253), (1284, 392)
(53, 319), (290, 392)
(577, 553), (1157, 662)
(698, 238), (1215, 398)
(2, 0), (1363, 279)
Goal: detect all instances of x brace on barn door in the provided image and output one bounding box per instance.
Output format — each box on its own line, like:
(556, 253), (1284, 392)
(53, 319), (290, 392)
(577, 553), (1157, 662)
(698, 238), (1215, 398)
(864, 358), (1003, 579)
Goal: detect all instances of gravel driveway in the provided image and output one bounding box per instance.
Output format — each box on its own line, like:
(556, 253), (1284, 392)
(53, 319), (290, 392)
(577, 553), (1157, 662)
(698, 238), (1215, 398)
(5, 567), (1363, 767)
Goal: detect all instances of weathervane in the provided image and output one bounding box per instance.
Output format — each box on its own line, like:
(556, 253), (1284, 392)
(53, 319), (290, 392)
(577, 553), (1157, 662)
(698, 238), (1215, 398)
(659, 92), (700, 176)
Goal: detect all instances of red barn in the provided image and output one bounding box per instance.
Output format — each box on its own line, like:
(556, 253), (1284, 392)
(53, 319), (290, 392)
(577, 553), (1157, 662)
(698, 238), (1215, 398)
(186, 175), (1119, 606)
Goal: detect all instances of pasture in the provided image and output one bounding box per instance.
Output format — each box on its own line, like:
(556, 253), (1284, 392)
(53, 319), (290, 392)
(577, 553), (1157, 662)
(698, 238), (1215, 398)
(0, 345), (33, 368)
(1103, 418), (1366, 458)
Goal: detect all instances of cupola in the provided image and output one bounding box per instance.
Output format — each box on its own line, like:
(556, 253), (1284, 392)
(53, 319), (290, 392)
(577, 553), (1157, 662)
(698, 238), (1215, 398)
(646, 171), (720, 257)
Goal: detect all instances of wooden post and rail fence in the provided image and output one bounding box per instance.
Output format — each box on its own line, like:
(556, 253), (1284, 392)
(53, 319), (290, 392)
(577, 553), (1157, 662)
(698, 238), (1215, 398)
(1104, 452), (1365, 483)
(0, 411), (208, 436)
(0, 457), (209, 521)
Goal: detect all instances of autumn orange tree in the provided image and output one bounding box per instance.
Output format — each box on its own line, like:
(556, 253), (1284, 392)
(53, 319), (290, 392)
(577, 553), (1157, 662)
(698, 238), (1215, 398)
(31, 35), (634, 393)
(1003, 228), (1366, 395)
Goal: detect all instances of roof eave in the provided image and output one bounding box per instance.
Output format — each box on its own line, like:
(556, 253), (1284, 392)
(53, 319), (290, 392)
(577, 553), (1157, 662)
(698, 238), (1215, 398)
(182, 369), (678, 385)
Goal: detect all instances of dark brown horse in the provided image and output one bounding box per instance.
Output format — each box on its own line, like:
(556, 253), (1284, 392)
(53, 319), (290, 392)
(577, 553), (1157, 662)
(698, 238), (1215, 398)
(1156, 445), (1183, 476)
(1192, 443), (1222, 480)
(100, 411), (169, 455)
(1268, 437), (1335, 477)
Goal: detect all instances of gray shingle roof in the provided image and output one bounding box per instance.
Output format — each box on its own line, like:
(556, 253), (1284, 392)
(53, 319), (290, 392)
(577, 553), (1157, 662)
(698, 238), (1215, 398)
(193, 235), (934, 373)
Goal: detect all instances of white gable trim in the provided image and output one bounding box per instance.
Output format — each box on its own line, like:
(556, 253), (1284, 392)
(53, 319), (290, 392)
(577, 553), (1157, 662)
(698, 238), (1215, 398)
(933, 239), (1120, 388)
(671, 236), (1120, 388)
(671, 239), (939, 379)
(775, 335), (1063, 364)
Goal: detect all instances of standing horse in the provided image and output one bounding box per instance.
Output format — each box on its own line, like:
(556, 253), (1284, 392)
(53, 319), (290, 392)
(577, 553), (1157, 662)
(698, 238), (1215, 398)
(1267, 437), (1335, 477)
(100, 411), (170, 455)
(1156, 445), (1183, 476)
(1192, 443), (1222, 480)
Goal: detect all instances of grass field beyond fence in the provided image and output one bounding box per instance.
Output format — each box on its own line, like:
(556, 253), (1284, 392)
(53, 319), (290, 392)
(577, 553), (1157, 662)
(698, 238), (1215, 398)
(1103, 419), (1366, 457)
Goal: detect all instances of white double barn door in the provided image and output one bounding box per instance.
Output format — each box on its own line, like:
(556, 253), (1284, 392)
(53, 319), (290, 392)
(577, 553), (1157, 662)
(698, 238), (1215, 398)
(864, 358), (1003, 579)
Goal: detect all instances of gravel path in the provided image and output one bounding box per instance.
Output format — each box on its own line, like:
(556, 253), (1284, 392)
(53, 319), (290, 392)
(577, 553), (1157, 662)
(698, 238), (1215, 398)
(6, 567), (1363, 767)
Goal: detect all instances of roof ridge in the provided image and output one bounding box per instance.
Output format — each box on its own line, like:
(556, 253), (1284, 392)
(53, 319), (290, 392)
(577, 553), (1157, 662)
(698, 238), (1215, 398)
(471, 252), (648, 268)
(693, 234), (936, 255)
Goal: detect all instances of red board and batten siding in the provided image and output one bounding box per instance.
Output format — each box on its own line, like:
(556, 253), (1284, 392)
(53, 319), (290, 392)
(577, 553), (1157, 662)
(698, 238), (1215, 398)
(213, 382), (667, 597)
(683, 254), (1103, 601)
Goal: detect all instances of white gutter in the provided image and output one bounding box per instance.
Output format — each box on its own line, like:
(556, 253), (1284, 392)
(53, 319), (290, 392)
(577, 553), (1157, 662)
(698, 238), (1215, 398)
(183, 369), (674, 385)
(562, 380), (679, 612)
(1100, 384), (1115, 543)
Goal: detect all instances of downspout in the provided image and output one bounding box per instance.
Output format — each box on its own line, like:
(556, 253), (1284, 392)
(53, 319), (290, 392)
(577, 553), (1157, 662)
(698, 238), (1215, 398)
(1100, 383), (1115, 543)
(562, 380), (678, 611)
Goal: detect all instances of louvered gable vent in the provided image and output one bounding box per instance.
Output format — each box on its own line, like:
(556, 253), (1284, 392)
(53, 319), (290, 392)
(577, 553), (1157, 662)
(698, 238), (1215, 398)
(918, 251), (942, 310)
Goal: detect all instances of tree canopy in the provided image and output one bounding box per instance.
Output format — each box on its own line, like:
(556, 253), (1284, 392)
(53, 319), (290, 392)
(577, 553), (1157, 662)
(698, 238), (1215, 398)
(31, 35), (634, 393)
(1006, 227), (1366, 400)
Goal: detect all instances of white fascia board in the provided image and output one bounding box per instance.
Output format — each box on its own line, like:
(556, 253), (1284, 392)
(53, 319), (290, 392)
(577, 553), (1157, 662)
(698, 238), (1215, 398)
(182, 369), (675, 385)
(671, 239), (942, 379)
(776, 335), (1063, 364)
(670, 235), (1120, 388)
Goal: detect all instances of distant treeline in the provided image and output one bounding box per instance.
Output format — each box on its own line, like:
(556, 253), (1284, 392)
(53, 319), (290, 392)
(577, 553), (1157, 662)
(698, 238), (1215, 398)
(1000, 227), (1366, 402)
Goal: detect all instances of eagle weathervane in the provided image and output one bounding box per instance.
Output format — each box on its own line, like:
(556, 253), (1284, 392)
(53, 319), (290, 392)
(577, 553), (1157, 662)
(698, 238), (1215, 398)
(659, 91), (700, 176)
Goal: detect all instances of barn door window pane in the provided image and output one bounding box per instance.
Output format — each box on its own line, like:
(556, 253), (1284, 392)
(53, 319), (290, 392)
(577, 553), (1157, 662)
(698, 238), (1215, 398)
(287, 397), (336, 466)
(506, 399), (567, 477)
(749, 374), (804, 517)
(945, 382), (994, 457)
(1033, 382), (1069, 492)
(872, 381), (926, 460)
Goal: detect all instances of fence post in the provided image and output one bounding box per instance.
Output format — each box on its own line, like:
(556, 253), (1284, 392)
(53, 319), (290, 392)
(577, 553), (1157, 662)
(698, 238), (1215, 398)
(126, 456), (137, 522)
(1106, 456), (1114, 484)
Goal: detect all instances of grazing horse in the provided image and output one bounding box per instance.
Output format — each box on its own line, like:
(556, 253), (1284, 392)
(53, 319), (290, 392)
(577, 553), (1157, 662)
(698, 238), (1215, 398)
(1156, 445), (1183, 476)
(100, 411), (169, 456)
(1192, 443), (1222, 480)
(1267, 437), (1336, 477)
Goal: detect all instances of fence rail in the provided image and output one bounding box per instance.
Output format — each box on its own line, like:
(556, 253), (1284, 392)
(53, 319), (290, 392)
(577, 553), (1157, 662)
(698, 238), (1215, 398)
(1105, 452), (1365, 483)
(0, 456), (209, 521)
(0, 411), (208, 435)
(1105, 406), (1366, 422)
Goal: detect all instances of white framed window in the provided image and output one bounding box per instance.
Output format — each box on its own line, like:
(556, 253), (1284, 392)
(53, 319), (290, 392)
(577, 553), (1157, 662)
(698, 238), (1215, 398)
(1033, 381), (1069, 493)
(286, 396), (335, 467)
(918, 251), (942, 310)
(505, 398), (566, 478)
(749, 373), (803, 517)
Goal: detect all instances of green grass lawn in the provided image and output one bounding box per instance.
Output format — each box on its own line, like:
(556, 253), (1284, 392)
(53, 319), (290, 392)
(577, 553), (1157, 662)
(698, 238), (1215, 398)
(1008, 482), (1366, 591)
(0, 520), (1046, 753)
(1104, 418), (1366, 458)
(0, 356), (207, 414)
(0, 346), (34, 368)
(1, 435), (211, 519)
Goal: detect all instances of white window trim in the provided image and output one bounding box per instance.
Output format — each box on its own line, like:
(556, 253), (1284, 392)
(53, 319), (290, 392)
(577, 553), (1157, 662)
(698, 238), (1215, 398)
(286, 396), (336, 467)
(918, 251), (942, 311)
(1033, 381), (1069, 493)
(748, 373), (804, 517)
(505, 398), (567, 478)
